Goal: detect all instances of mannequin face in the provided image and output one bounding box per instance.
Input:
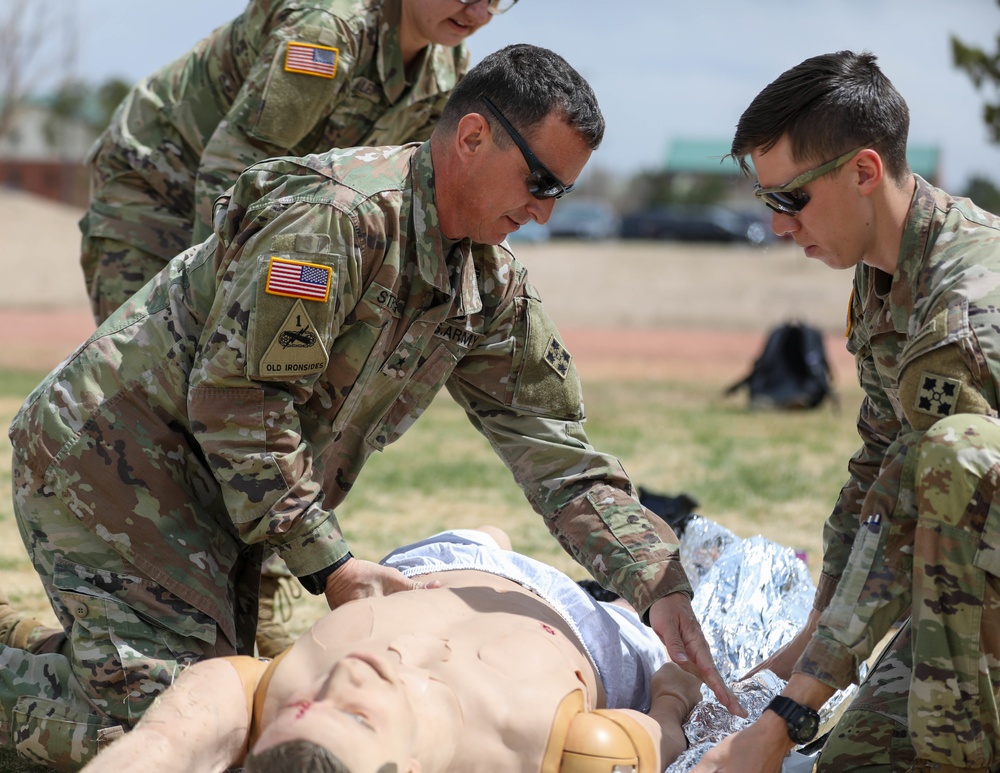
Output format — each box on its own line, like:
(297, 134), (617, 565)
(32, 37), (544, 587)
(254, 651), (420, 773)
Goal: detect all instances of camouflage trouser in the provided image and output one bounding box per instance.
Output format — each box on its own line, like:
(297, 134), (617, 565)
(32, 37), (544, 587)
(818, 414), (1000, 772)
(79, 232), (174, 326)
(4, 458), (228, 771)
(79, 135), (193, 326)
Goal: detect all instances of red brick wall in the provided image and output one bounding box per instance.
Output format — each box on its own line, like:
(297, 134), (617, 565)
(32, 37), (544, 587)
(0, 160), (88, 207)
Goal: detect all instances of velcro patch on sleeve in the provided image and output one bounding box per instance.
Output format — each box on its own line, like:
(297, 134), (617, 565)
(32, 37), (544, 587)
(265, 257), (332, 302)
(543, 336), (572, 379)
(284, 41), (339, 79)
(258, 299), (329, 378)
(913, 371), (963, 419)
(899, 341), (991, 430)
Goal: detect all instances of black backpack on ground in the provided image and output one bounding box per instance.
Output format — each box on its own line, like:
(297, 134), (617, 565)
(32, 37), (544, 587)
(725, 320), (837, 410)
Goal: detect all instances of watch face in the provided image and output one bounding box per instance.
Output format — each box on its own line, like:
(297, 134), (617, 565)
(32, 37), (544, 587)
(795, 714), (820, 742)
(768, 696), (820, 743)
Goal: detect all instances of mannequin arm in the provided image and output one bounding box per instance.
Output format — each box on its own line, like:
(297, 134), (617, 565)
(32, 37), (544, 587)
(82, 656), (267, 773)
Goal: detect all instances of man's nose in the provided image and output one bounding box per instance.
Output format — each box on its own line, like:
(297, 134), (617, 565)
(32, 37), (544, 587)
(771, 210), (799, 237)
(528, 197), (557, 225)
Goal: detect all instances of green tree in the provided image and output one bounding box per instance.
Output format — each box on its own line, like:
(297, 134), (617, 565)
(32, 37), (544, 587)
(952, 15), (1000, 143)
(963, 175), (1000, 215)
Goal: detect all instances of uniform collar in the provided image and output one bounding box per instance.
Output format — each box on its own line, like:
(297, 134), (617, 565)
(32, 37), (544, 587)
(410, 142), (482, 316)
(884, 175), (944, 331)
(377, 0), (467, 104)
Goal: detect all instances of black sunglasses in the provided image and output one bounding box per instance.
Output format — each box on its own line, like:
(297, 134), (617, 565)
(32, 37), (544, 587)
(753, 144), (869, 216)
(482, 97), (574, 200)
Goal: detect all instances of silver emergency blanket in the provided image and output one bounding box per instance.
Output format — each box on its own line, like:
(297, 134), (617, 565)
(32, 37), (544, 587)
(664, 516), (862, 773)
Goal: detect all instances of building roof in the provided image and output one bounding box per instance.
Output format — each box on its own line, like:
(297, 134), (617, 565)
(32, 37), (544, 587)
(664, 138), (941, 181)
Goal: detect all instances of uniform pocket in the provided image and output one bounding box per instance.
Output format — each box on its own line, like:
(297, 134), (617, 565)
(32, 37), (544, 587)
(367, 344), (457, 450)
(52, 557), (218, 725)
(12, 696), (124, 773)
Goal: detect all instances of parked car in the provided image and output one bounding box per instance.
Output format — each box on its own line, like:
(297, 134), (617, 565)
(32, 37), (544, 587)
(546, 198), (619, 240)
(505, 219), (550, 243)
(619, 205), (773, 245)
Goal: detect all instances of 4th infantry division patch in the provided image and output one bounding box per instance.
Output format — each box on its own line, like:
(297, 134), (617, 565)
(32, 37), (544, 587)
(914, 371), (962, 419)
(543, 337), (571, 379)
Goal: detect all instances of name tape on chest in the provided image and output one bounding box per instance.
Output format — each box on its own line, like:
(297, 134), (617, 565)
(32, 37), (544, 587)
(284, 41), (339, 79)
(265, 257), (332, 302)
(434, 322), (482, 349)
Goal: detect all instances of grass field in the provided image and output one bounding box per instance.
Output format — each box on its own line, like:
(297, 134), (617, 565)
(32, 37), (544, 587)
(0, 365), (865, 771)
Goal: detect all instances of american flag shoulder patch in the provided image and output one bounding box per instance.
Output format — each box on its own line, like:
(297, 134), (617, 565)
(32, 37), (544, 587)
(284, 41), (338, 78)
(265, 257), (332, 302)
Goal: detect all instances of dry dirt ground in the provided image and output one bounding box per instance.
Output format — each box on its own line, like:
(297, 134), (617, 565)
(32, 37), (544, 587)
(0, 189), (857, 384)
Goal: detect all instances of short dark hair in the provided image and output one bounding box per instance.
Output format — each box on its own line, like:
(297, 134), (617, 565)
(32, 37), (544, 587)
(242, 740), (351, 773)
(242, 740), (400, 773)
(438, 43), (605, 151)
(730, 50), (910, 182)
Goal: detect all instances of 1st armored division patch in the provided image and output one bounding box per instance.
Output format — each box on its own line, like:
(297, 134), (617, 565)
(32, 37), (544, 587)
(259, 299), (329, 378)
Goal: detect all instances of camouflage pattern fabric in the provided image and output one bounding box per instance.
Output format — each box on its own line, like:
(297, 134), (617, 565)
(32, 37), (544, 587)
(5, 141), (687, 765)
(79, 0), (467, 324)
(797, 177), (1000, 767)
(2, 461), (237, 770)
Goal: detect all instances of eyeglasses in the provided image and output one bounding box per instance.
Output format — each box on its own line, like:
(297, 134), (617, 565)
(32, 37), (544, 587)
(457, 0), (518, 15)
(482, 97), (574, 200)
(754, 144), (869, 216)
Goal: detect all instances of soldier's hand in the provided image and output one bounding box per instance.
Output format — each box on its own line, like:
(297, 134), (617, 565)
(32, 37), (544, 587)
(322, 558), (439, 609)
(649, 593), (747, 717)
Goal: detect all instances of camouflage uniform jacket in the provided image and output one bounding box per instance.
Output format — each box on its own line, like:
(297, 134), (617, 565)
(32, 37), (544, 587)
(82, 0), (467, 262)
(801, 175), (1000, 689)
(11, 142), (688, 650)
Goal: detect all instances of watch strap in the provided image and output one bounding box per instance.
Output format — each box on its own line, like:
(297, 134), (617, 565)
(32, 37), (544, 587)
(766, 695), (820, 743)
(298, 551), (353, 595)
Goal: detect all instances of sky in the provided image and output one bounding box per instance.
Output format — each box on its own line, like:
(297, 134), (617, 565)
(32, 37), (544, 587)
(32, 0), (1000, 192)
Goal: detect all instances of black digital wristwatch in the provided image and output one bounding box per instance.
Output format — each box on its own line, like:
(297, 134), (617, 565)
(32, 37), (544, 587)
(765, 695), (821, 744)
(298, 552), (353, 596)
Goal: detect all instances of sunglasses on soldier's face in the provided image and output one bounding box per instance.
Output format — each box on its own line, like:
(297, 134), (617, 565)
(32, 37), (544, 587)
(753, 144), (869, 216)
(482, 97), (575, 200)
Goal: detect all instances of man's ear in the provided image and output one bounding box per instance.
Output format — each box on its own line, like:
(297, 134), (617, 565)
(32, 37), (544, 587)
(454, 112), (490, 161)
(854, 147), (884, 195)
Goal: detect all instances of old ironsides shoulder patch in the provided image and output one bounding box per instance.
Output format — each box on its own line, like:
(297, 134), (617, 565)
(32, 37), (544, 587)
(914, 371), (962, 419)
(265, 257), (332, 302)
(259, 299), (329, 378)
(543, 336), (572, 379)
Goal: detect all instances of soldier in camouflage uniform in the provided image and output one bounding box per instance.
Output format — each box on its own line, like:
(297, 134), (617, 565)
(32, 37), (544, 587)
(79, 0), (516, 325)
(2, 45), (740, 771)
(695, 51), (1000, 773)
(79, 0), (517, 657)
